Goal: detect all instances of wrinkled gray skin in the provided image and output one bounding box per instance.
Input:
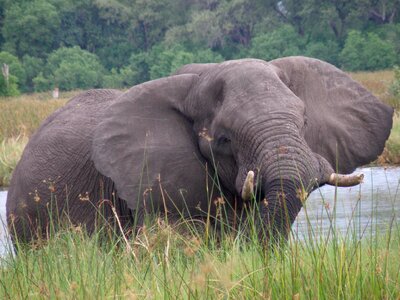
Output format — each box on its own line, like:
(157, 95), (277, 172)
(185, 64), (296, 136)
(7, 57), (393, 243)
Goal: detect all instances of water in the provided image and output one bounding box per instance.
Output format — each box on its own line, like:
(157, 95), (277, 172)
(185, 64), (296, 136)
(0, 167), (399, 254)
(0, 190), (11, 256)
(293, 167), (400, 239)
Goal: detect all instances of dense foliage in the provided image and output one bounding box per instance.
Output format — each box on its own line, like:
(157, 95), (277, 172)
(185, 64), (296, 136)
(0, 0), (399, 94)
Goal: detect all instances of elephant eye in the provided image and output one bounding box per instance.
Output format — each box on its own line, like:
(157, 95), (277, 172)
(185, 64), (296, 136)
(216, 135), (231, 146)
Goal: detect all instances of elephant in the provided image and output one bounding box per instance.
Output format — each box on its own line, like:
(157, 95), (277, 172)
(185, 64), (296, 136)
(6, 56), (393, 244)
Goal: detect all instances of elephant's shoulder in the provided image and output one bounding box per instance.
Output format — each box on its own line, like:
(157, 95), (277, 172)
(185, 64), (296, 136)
(42, 89), (122, 126)
(66, 89), (123, 106)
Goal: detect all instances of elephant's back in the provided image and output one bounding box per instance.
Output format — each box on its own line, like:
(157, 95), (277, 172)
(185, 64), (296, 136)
(6, 89), (123, 239)
(38, 89), (122, 133)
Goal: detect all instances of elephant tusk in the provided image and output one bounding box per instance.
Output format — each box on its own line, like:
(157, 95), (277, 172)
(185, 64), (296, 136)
(327, 173), (364, 187)
(241, 171), (255, 201)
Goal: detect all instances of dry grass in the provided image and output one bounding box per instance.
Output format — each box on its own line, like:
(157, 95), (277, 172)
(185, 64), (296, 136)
(0, 97), (68, 142)
(0, 135), (28, 186)
(349, 70), (400, 164)
(379, 114), (400, 164)
(349, 70), (398, 108)
(0, 92), (71, 185)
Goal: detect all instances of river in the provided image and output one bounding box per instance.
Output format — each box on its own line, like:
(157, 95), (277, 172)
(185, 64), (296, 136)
(0, 167), (399, 254)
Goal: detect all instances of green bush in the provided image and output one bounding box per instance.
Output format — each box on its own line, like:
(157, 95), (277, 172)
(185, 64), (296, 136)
(128, 52), (151, 85)
(340, 30), (396, 71)
(390, 66), (400, 100)
(33, 46), (105, 91)
(0, 51), (25, 90)
(127, 46), (224, 84)
(249, 25), (305, 61)
(32, 72), (52, 92)
(0, 74), (19, 97)
(2, 0), (60, 58)
(102, 67), (137, 89)
(370, 24), (400, 65)
(21, 55), (44, 92)
(304, 41), (340, 65)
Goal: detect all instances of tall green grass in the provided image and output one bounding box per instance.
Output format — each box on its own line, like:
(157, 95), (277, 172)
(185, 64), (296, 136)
(382, 115), (400, 164)
(0, 194), (399, 299)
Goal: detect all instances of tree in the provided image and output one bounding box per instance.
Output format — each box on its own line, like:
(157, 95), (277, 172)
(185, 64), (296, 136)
(187, 10), (224, 49)
(268, 0), (319, 36)
(21, 55), (44, 92)
(304, 41), (340, 65)
(249, 25), (305, 61)
(362, 0), (400, 24)
(102, 67), (137, 89)
(34, 46), (105, 91)
(2, 0), (60, 58)
(0, 51), (25, 89)
(51, 0), (136, 70)
(339, 30), (396, 70)
(129, 0), (191, 51)
(0, 64), (19, 97)
(390, 65), (400, 100)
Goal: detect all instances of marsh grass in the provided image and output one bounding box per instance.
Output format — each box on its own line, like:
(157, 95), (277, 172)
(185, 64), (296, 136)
(0, 98), (67, 142)
(349, 70), (396, 107)
(0, 93), (68, 186)
(0, 135), (28, 186)
(0, 188), (399, 299)
(381, 114), (400, 164)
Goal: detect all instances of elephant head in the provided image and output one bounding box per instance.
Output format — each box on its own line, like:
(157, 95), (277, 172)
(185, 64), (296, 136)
(7, 56), (393, 243)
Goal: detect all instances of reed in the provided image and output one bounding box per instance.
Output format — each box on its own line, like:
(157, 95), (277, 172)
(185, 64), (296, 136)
(0, 197), (398, 299)
(0, 135), (28, 186)
(0, 99), (67, 142)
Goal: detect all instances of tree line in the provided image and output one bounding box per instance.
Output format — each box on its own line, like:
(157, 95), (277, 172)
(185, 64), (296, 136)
(0, 0), (399, 96)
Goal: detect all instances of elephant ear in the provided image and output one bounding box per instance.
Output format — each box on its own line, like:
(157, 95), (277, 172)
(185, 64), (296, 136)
(270, 56), (393, 173)
(92, 74), (209, 213)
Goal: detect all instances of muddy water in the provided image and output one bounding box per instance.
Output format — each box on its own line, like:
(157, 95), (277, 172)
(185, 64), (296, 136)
(0, 167), (399, 254)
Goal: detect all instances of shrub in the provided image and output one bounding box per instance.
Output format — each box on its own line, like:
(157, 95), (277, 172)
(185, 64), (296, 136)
(249, 25), (305, 61)
(21, 55), (44, 92)
(128, 52), (151, 85)
(304, 41), (340, 66)
(389, 66), (400, 101)
(127, 46), (224, 84)
(0, 135), (28, 186)
(2, 0), (60, 58)
(340, 30), (396, 71)
(0, 73), (19, 97)
(34, 46), (105, 91)
(0, 51), (24, 93)
(102, 67), (137, 89)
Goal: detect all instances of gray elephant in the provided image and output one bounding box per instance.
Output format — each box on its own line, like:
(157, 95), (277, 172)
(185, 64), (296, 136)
(6, 57), (393, 244)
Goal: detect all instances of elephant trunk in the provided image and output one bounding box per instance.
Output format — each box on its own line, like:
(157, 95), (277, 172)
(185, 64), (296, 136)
(259, 179), (303, 240)
(237, 120), (329, 240)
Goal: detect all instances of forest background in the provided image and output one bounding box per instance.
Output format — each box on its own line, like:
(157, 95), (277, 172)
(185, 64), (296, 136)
(0, 0), (399, 96)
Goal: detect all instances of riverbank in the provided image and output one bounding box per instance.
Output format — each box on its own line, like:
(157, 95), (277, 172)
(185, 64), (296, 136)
(0, 70), (399, 186)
